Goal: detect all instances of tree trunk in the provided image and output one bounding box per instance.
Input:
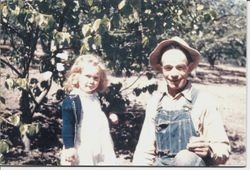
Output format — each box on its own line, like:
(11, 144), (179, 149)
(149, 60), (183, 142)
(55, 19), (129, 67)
(20, 89), (32, 124)
(19, 89), (32, 152)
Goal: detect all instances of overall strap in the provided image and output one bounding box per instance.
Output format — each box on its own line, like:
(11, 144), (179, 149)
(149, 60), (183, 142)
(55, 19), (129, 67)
(182, 87), (199, 111)
(157, 92), (167, 111)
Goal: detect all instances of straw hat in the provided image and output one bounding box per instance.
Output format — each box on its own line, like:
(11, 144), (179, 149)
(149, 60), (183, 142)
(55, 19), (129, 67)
(149, 36), (201, 72)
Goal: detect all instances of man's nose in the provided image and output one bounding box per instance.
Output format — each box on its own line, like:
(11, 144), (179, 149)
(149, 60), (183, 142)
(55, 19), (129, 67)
(170, 69), (179, 78)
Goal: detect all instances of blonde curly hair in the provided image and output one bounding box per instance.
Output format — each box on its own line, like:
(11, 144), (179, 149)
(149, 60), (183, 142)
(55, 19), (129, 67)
(64, 54), (108, 93)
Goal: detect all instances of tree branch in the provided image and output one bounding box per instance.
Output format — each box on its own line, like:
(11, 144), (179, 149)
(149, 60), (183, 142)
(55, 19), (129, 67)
(0, 57), (22, 77)
(0, 117), (16, 127)
(24, 26), (40, 77)
(30, 76), (53, 114)
(120, 71), (145, 92)
(2, 22), (26, 40)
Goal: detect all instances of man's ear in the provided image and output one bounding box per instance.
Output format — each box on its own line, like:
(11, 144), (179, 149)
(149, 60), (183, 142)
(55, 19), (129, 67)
(156, 64), (163, 73)
(187, 62), (195, 73)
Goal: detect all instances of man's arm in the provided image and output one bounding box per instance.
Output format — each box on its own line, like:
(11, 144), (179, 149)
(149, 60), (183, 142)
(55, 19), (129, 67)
(194, 93), (230, 165)
(132, 94), (161, 165)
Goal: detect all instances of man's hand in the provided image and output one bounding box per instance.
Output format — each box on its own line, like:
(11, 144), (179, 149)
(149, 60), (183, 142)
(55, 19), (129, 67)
(187, 136), (212, 158)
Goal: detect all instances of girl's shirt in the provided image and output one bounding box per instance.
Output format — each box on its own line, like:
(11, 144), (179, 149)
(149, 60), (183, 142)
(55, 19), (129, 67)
(71, 88), (117, 165)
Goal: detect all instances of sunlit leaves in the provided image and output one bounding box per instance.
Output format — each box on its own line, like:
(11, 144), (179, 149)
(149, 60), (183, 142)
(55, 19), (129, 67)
(2, 5), (9, 17)
(196, 4), (204, 11)
(19, 123), (40, 137)
(94, 34), (102, 48)
(92, 18), (111, 34)
(82, 23), (91, 37)
(4, 78), (27, 90)
(35, 13), (55, 31)
(15, 78), (28, 90)
(7, 115), (21, 127)
(82, 35), (93, 51)
(80, 17), (111, 54)
(118, 0), (126, 10)
(0, 139), (12, 154)
(53, 31), (71, 47)
(0, 111), (21, 127)
(142, 36), (149, 48)
(86, 0), (94, 7)
(92, 18), (102, 32)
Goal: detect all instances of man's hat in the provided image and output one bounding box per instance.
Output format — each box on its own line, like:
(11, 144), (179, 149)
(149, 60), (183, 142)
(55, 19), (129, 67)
(149, 36), (201, 72)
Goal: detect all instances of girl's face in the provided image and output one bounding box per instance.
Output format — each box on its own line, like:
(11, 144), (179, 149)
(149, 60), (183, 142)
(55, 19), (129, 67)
(78, 64), (101, 93)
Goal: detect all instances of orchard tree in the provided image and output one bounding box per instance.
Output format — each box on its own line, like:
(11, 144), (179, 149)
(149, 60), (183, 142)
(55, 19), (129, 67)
(0, 0), (84, 156)
(171, 0), (246, 66)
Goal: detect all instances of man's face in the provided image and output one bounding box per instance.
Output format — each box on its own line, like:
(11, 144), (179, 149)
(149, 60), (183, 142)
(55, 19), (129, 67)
(161, 49), (190, 95)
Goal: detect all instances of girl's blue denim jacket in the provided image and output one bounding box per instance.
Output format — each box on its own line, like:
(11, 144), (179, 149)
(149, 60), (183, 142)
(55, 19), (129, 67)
(61, 95), (82, 149)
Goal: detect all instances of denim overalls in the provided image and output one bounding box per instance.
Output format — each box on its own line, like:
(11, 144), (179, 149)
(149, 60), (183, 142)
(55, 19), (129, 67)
(154, 89), (205, 166)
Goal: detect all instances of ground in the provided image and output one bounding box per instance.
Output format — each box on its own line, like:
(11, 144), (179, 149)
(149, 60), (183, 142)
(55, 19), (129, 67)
(0, 62), (247, 166)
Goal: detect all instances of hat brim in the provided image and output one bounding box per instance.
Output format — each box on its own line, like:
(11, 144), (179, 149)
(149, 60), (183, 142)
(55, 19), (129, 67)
(149, 39), (201, 72)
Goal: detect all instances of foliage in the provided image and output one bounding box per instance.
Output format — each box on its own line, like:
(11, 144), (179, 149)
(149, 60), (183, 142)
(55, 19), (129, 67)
(0, 0), (246, 165)
(178, 0), (246, 66)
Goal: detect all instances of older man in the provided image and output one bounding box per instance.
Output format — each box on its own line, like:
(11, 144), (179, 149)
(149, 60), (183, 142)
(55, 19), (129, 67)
(132, 36), (230, 166)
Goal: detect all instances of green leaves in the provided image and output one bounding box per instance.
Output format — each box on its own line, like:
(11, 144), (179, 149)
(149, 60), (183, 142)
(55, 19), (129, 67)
(196, 4), (204, 11)
(35, 13), (55, 31)
(4, 78), (27, 90)
(142, 36), (149, 48)
(1, 1), (56, 42)
(82, 23), (91, 37)
(118, 0), (126, 10)
(54, 31), (71, 47)
(7, 115), (21, 127)
(80, 17), (111, 54)
(0, 111), (20, 127)
(92, 18), (102, 32)
(1, 5), (9, 18)
(133, 84), (158, 96)
(0, 139), (12, 154)
(15, 78), (28, 90)
(19, 123), (41, 137)
(82, 18), (111, 37)
(86, 0), (94, 7)
(93, 18), (111, 34)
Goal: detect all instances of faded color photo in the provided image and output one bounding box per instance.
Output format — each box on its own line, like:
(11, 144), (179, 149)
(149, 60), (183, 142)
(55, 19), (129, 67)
(0, 0), (247, 167)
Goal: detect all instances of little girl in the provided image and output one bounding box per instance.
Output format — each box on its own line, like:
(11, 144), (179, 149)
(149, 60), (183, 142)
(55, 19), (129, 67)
(60, 54), (117, 165)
